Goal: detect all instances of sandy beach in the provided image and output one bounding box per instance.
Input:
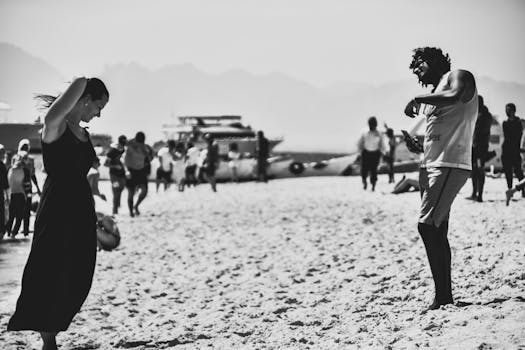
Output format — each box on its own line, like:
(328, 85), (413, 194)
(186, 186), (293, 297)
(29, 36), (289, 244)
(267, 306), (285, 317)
(0, 174), (524, 349)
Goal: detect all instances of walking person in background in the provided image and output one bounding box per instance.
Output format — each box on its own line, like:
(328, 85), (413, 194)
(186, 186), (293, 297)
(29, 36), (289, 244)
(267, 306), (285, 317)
(104, 135), (127, 215)
(202, 133), (219, 192)
(501, 103), (524, 197)
(7, 77), (109, 350)
(357, 116), (385, 191)
(124, 131), (150, 216)
(255, 131), (270, 182)
(0, 144), (9, 239)
(6, 154), (27, 238)
(405, 47), (477, 310)
(156, 140), (176, 192)
(467, 95), (492, 202)
(17, 139), (41, 236)
(384, 126), (396, 183)
(184, 142), (199, 187)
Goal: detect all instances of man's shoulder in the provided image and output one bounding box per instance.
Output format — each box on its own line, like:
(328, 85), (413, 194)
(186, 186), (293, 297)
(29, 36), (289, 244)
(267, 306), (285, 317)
(449, 69), (475, 83)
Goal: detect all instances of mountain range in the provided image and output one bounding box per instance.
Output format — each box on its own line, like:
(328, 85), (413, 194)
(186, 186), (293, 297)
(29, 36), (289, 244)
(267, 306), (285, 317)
(1, 42), (524, 152)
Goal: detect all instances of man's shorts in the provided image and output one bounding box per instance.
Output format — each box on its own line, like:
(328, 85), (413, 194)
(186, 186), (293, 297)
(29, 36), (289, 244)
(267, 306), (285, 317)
(419, 167), (470, 227)
(156, 168), (173, 183)
(126, 168), (148, 189)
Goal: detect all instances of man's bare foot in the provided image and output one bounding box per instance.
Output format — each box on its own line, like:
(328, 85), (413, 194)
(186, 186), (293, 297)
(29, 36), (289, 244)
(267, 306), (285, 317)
(423, 297), (453, 312)
(134, 206), (140, 216)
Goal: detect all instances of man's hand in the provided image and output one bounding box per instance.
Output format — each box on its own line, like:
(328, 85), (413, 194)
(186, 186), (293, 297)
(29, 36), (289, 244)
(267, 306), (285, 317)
(404, 135), (423, 154)
(404, 99), (421, 118)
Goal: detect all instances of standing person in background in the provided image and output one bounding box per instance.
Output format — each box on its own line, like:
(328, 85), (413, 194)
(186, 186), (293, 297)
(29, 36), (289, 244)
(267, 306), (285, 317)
(17, 139), (41, 236)
(124, 132), (150, 217)
(0, 145), (9, 239)
(405, 47), (477, 310)
(228, 142), (241, 182)
(184, 142), (199, 187)
(357, 116), (385, 191)
(156, 140), (176, 192)
(468, 96), (492, 202)
(384, 127), (396, 183)
(8, 77), (109, 350)
(255, 131), (269, 182)
(501, 103), (524, 196)
(202, 133), (219, 192)
(104, 135), (127, 215)
(6, 154), (27, 238)
(87, 157), (107, 202)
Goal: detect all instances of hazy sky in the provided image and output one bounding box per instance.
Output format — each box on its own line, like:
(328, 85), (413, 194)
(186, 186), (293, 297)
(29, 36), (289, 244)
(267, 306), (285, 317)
(1, 0), (525, 86)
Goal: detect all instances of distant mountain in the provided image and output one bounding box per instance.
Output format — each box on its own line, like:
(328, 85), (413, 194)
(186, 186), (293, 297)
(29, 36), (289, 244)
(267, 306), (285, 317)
(0, 42), (64, 123)
(1, 42), (524, 152)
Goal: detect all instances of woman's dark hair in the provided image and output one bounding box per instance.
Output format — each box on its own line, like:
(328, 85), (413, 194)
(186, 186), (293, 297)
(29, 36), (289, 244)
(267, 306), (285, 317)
(35, 77), (109, 108)
(409, 47), (451, 86)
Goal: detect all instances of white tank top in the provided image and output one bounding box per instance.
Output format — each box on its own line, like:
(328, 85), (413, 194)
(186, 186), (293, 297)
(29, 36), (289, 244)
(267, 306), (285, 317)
(421, 71), (478, 170)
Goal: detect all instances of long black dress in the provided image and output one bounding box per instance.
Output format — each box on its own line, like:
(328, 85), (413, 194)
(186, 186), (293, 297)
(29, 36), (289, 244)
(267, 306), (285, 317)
(8, 125), (97, 332)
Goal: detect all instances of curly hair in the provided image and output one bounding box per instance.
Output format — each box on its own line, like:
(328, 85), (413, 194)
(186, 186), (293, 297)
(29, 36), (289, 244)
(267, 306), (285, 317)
(409, 47), (451, 86)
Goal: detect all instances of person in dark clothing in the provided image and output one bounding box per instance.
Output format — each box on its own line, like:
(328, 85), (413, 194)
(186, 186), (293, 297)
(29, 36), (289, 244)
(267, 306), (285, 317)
(384, 127), (396, 183)
(124, 132), (150, 216)
(8, 77), (109, 350)
(0, 145), (9, 239)
(468, 95), (493, 202)
(202, 133), (219, 192)
(256, 131), (270, 182)
(357, 116), (385, 191)
(501, 103), (524, 196)
(104, 135), (127, 214)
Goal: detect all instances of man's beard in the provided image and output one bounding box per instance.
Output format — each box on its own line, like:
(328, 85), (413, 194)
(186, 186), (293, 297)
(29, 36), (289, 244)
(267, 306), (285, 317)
(418, 68), (442, 88)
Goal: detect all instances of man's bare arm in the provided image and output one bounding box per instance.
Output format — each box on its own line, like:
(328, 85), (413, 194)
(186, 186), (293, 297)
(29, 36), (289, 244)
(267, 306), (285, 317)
(414, 70), (474, 108)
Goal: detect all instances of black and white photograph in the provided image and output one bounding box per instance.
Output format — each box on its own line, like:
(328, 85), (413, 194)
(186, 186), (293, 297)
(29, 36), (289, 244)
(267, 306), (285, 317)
(0, 0), (524, 349)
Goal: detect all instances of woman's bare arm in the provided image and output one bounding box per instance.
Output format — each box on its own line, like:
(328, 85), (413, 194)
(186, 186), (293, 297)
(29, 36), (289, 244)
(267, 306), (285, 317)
(42, 77), (87, 143)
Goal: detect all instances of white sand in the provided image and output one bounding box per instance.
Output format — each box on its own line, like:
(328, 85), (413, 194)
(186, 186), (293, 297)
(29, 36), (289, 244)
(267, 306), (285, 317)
(1, 175), (524, 349)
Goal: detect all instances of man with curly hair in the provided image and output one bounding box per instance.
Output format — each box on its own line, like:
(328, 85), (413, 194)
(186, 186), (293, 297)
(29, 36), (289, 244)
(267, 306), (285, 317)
(404, 47), (478, 310)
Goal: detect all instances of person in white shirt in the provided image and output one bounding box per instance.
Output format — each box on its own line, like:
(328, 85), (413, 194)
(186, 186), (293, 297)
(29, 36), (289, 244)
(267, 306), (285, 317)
(227, 142), (241, 182)
(156, 140), (176, 192)
(184, 142), (200, 187)
(357, 116), (385, 191)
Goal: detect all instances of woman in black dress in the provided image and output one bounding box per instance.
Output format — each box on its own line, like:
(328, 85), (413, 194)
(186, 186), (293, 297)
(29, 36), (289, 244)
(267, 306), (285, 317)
(8, 77), (109, 350)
